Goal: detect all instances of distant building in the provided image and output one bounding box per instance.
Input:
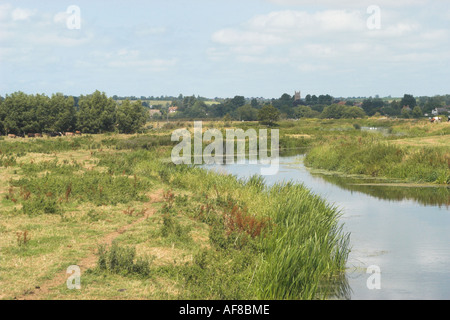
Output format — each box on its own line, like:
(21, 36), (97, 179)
(169, 106), (178, 113)
(432, 107), (450, 115)
(294, 91), (301, 101)
(402, 106), (412, 112)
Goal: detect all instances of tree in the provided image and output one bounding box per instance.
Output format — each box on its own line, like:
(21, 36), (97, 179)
(412, 106), (423, 118)
(275, 93), (294, 108)
(258, 104), (280, 125)
(250, 98), (259, 108)
(116, 100), (147, 133)
(318, 94), (333, 105)
(1, 91), (32, 135)
(342, 106), (366, 119)
(400, 94), (417, 109)
(77, 90), (116, 133)
(294, 106), (312, 118)
(230, 96), (246, 109)
(362, 97), (384, 116)
(321, 104), (366, 119)
(273, 93), (295, 118)
(236, 104), (258, 121)
(321, 104), (346, 119)
(305, 94), (312, 105)
(49, 93), (76, 132)
(401, 107), (411, 119)
(185, 100), (207, 118)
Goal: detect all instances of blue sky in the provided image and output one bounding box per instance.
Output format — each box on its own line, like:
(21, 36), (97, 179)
(1, 0), (449, 99)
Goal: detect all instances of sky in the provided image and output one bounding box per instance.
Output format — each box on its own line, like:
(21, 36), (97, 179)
(0, 0), (449, 99)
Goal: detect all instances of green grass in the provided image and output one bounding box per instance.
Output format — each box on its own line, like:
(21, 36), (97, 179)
(304, 135), (450, 185)
(12, 118), (449, 299)
(0, 131), (351, 300)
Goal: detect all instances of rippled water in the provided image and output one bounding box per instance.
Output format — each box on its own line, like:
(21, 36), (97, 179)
(204, 155), (450, 300)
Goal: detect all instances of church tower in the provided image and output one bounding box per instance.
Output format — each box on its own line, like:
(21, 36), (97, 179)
(294, 91), (301, 101)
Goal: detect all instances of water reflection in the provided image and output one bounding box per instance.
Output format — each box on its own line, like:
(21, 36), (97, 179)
(204, 154), (450, 299)
(307, 172), (450, 208)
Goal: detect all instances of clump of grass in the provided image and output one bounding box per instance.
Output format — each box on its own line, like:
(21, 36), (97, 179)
(305, 136), (450, 184)
(0, 154), (17, 167)
(160, 213), (191, 240)
(159, 190), (192, 241)
(179, 248), (258, 300)
(10, 169), (151, 209)
(21, 195), (62, 216)
(95, 242), (153, 278)
(255, 183), (350, 300)
(117, 135), (175, 150)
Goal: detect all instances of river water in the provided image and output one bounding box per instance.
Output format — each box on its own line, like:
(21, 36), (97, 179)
(204, 155), (450, 300)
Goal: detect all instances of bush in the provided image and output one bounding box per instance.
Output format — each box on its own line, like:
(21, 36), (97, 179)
(96, 242), (153, 278)
(22, 196), (62, 216)
(160, 213), (192, 240)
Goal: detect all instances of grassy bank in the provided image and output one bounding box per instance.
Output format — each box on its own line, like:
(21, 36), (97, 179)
(2, 118), (445, 300)
(0, 133), (349, 300)
(303, 126), (450, 185)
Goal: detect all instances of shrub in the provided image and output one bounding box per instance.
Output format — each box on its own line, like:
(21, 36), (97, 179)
(96, 242), (153, 278)
(22, 196), (62, 216)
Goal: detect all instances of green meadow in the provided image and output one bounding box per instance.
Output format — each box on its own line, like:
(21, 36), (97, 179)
(0, 118), (447, 300)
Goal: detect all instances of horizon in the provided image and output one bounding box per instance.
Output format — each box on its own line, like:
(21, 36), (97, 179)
(1, 1), (450, 98)
(1, 90), (448, 101)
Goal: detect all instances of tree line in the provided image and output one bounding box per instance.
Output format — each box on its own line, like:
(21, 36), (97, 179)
(156, 93), (449, 121)
(0, 91), (148, 136)
(152, 93), (371, 122)
(1, 90), (447, 135)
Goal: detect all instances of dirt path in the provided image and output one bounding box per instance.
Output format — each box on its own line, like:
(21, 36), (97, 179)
(15, 189), (164, 300)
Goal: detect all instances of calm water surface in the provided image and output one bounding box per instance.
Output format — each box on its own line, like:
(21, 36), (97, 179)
(204, 155), (450, 300)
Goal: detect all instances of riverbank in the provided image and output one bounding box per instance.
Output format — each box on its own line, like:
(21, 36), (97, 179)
(263, 118), (449, 185)
(0, 133), (349, 300)
(1, 118), (447, 299)
(304, 133), (449, 185)
(210, 153), (450, 299)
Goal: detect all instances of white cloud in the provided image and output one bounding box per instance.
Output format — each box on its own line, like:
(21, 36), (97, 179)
(0, 3), (12, 21)
(245, 10), (364, 38)
(106, 49), (177, 71)
(266, 0), (431, 8)
(11, 7), (35, 21)
(135, 26), (166, 37)
(53, 11), (70, 24)
(209, 8), (448, 69)
(212, 28), (286, 46)
(109, 57), (177, 71)
(212, 9), (367, 49)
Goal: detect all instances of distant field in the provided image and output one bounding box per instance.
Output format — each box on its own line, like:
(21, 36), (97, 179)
(116, 100), (220, 107)
(390, 135), (450, 148)
(148, 100), (220, 106)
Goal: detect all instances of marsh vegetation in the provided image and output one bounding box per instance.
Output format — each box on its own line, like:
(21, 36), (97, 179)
(0, 118), (447, 300)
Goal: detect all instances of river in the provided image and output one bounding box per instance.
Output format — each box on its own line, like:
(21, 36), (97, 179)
(204, 154), (450, 300)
